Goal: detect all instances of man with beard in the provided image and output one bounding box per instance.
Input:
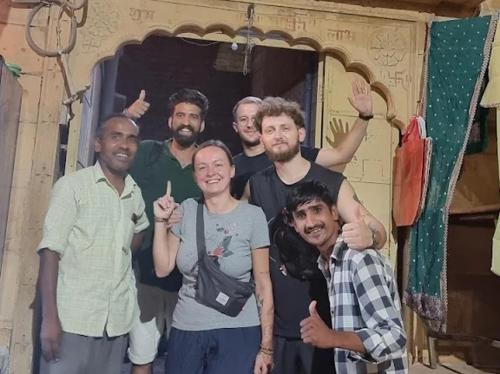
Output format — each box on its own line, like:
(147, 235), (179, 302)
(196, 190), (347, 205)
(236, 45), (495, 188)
(231, 80), (372, 198)
(244, 97), (387, 374)
(125, 89), (208, 374)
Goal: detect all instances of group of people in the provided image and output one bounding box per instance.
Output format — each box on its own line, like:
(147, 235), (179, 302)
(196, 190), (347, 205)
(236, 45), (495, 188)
(37, 82), (408, 374)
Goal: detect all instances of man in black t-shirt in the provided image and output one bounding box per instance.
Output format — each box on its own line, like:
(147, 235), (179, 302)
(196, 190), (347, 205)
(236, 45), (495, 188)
(247, 95), (387, 374)
(232, 80), (373, 198)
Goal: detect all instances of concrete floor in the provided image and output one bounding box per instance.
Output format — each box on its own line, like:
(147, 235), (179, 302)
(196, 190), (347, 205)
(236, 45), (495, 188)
(121, 355), (494, 373)
(409, 362), (488, 374)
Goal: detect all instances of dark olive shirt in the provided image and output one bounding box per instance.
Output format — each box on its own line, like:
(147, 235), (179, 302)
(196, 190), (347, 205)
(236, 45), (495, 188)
(129, 139), (201, 291)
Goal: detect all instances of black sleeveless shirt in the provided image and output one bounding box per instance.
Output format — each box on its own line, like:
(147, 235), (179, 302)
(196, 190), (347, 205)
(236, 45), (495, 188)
(249, 162), (345, 338)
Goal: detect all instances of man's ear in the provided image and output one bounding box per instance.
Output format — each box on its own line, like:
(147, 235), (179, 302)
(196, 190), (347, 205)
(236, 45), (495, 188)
(200, 120), (206, 133)
(298, 127), (306, 142)
(94, 137), (102, 153)
(167, 116), (173, 129)
(330, 206), (340, 221)
(285, 212), (295, 228)
(232, 122), (239, 134)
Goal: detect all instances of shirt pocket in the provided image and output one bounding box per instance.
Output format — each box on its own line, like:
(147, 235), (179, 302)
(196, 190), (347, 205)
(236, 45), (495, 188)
(122, 202), (139, 253)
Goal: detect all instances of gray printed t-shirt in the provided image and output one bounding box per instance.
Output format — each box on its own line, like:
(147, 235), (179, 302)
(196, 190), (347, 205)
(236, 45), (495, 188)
(171, 198), (270, 331)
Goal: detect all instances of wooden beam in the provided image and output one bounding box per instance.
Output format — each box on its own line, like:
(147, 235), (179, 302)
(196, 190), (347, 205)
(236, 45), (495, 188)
(2, 4), (66, 372)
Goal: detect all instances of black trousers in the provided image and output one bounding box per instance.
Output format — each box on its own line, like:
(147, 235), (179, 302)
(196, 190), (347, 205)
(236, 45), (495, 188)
(272, 336), (335, 374)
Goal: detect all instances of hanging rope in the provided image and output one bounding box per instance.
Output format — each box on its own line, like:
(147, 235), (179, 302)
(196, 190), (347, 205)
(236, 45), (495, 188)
(243, 4), (255, 76)
(25, 0), (87, 57)
(25, 0), (89, 108)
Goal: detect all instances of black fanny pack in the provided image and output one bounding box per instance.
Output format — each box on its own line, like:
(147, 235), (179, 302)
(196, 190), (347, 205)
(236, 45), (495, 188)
(194, 202), (254, 317)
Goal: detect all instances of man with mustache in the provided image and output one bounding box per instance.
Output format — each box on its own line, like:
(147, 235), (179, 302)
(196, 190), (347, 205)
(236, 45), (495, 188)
(245, 96), (387, 374)
(231, 80), (372, 199)
(125, 89), (208, 374)
(37, 114), (149, 374)
(286, 181), (408, 373)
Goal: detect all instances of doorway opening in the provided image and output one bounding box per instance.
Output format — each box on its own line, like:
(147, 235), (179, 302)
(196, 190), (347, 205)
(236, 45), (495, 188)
(77, 34), (319, 167)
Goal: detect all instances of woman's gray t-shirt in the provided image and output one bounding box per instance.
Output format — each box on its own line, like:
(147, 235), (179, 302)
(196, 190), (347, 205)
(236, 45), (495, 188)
(171, 198), (270, 331)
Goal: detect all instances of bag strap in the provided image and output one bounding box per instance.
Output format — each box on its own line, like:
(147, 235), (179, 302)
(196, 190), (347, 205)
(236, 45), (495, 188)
(196, 202), (206, 259)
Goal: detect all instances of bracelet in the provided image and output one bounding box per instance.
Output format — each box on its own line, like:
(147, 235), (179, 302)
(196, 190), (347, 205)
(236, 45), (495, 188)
(154, 216), (167, 223)
(259, 345), (273, 356)
(358, 113), (374, 121)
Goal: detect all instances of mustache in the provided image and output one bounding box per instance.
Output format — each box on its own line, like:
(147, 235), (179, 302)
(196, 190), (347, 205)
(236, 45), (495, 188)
(304, 223), (324, 234)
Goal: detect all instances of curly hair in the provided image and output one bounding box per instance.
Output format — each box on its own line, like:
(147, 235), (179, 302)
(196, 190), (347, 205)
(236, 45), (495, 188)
(254, 97), (305, 132)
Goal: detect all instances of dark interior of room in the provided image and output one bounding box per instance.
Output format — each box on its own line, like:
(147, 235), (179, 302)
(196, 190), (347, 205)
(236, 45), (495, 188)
(112, 35), (319, 156)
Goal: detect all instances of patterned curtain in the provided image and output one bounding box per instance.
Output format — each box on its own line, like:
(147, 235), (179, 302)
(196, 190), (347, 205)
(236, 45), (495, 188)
(404, 15), (498, 332)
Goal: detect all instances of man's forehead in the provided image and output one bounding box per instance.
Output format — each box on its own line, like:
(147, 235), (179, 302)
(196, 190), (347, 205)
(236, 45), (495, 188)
(103, 117), (138, 134)
(238, 102), (260, 113)
(173, 102), (201, 113)
(294, 199), (326, 212)
(263, 114), (293, 125)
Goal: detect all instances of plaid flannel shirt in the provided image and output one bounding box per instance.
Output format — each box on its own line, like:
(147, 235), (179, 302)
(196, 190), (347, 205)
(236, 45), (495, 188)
(317, 239), (408, 373)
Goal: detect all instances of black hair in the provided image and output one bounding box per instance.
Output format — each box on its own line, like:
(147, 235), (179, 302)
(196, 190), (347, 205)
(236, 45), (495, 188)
(192, 139), (234, 167)
(285, 181), (335, 219)
(95, 113), (138, 139)
(168, 88), (209, 120)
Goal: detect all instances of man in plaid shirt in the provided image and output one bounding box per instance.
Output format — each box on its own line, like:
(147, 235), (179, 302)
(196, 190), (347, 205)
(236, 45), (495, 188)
(286, 181), (408, 373)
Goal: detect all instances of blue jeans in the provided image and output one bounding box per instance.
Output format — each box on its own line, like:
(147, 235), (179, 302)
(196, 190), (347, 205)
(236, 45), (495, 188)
(165, 326), (261, 374)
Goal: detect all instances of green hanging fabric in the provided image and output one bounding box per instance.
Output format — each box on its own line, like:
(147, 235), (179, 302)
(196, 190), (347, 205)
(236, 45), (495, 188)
(404, 15), (498, 332)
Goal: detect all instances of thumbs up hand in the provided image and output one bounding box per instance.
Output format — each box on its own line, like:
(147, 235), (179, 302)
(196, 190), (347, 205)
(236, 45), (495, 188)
(124, 89), (150, 119)
(308, 300), (319, 318)
(342, 205), (374, 250)
(300, 301), (334, 349)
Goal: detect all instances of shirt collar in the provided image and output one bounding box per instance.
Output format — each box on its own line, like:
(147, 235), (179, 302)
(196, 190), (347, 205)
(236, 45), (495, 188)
(92, 161), (136, 197)
(316, 235), (346, 270)
(163, 139), (176, 160)
(165, 138), (197, 167)
(92, 161), (107, 183)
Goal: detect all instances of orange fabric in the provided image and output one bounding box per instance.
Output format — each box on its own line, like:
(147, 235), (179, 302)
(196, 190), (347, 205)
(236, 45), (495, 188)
(393, 117), (428, 227)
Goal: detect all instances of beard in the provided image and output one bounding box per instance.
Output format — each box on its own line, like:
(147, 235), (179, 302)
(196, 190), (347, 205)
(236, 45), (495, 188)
(266, 140), (300, 162)
(173, 125), (199, 148)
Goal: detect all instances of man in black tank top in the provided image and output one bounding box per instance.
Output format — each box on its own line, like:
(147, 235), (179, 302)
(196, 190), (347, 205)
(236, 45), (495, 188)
(246, 96), (387, 374)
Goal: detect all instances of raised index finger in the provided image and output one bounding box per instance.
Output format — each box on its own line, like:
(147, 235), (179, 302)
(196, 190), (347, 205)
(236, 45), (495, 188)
(166, 180), (171, 197)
